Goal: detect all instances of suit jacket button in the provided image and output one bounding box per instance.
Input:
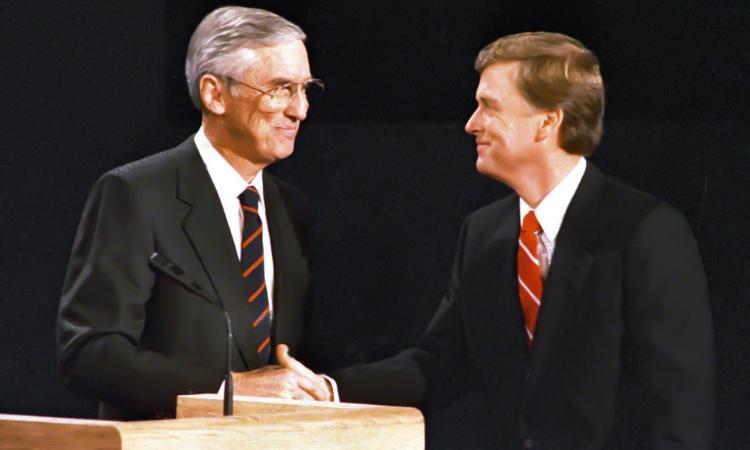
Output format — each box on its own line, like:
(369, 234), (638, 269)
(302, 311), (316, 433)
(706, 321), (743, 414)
(523, 437), (536, 448)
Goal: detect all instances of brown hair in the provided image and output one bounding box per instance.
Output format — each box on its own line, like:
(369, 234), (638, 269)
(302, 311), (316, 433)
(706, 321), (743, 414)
(475, 32), (604, 156)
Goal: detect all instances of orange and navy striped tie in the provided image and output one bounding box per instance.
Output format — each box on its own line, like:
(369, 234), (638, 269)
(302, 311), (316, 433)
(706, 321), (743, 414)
(518, 211), (543, 347)
(239, 186), (271, 363)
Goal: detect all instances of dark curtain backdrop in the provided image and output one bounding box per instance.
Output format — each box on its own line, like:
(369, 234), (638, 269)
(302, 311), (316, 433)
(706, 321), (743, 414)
(2, 1), (748, 448)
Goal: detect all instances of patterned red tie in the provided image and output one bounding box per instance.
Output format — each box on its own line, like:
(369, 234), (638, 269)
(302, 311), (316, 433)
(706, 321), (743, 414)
(239, 186), (271, 363)
(518, 211), (543, 347)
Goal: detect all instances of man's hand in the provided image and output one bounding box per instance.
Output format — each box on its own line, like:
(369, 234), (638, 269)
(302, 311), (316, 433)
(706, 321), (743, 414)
(231, 344), (332, 401)
(276, 344), (333, 402)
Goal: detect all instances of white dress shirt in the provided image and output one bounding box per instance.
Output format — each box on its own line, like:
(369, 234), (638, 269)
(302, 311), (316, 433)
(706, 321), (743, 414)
(519, 157), (587, 278)
(195, 127), (339, 401)
(195, 127), (275, 313)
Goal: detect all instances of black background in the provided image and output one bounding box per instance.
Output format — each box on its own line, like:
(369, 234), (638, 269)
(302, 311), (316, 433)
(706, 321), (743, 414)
(2, 1), (748, 448)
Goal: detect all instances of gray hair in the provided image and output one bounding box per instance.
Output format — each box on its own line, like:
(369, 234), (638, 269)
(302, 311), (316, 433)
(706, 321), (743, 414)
(185, 6), (306, 109)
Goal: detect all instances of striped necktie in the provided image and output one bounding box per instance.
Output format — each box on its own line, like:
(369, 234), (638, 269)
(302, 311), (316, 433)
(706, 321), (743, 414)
(518, 211), (543, 347)
(239, 186), (271, 363)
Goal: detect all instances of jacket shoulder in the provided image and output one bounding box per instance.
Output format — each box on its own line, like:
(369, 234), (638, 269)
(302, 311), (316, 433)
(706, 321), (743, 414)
(101, 137), (195, 185)
(589, 168), (694, 246)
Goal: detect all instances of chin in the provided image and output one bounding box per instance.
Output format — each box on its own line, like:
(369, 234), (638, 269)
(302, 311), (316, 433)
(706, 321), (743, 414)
(475, 159), (508, 184)
(277, 146), (295, 160)
(270, 142), (295, 161)
(475, 157), (492, 176)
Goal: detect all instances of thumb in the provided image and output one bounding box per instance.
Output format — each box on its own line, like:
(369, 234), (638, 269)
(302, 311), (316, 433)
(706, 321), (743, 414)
(276, 344), (294, 368)
(276, 344), (314, 377)
(275, 343), (331, 401)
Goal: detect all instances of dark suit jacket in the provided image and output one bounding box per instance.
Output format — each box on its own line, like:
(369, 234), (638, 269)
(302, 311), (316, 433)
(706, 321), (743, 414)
(334, 164), (714, 449)
(57, 136), (310, 420)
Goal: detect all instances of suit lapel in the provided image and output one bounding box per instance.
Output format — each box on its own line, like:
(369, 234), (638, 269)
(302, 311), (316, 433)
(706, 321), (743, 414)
(522, 164), (606, 405)
(176, 142), (256, 370)
(263, 172), (309, 359)
(488, 202), (528, 354)
(469, 199), (528, 365)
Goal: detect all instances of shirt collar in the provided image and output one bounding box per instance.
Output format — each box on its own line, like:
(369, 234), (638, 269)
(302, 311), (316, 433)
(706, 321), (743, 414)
(194, 126), (264, 203)
(519, 157), (587, 242)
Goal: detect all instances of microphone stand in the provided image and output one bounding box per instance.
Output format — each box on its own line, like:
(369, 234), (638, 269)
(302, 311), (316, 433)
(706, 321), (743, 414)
(222, 311), (234, 416)
(149, 252), (234, 416)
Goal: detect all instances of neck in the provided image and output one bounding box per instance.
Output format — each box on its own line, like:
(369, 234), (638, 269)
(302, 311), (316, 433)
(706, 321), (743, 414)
(203, 117), (265, 183)
(513, 149), (581, 208)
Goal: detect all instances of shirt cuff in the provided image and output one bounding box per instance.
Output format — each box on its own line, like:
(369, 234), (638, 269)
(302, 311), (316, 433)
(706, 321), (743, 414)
(321, 374), (340, 403)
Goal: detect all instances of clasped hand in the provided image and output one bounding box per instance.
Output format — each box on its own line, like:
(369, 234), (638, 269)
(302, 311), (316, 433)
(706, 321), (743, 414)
(231, 344), (332, 401)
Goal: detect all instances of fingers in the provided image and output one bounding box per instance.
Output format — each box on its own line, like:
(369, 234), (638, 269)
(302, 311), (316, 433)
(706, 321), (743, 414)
(275, 344), (331, 401)
(289, 387), (316, 401)
(232, 366), (328, 401)
(264, 372), (316, 401)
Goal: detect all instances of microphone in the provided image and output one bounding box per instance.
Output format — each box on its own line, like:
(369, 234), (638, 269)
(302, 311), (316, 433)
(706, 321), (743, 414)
(148, 252), (234, 416)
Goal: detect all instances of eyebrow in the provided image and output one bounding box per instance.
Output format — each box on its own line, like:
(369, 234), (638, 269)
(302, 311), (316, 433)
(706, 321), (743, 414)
(267, 77), (311, 86)
(478, 96), (500, 107)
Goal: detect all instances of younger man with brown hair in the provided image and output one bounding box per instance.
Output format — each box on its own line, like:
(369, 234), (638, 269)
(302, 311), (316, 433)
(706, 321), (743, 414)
(334, 32), (714, 449)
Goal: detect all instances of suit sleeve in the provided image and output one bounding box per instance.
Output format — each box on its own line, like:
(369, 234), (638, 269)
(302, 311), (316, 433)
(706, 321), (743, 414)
(333, 218), (472, 409)
(623, 204), (715, 449)
(57, 172), (223, 416)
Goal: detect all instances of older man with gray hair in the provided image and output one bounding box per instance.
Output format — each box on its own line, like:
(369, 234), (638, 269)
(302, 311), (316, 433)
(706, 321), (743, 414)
(57, 6), (331, 420)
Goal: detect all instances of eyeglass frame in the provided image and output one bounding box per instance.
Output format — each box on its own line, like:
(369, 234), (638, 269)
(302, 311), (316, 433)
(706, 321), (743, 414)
(222, 75), (325, 108)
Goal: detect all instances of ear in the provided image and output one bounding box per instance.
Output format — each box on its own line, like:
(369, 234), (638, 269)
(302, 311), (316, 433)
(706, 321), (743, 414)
(536, 108), (564, 143)
(199, 74), (228, 115)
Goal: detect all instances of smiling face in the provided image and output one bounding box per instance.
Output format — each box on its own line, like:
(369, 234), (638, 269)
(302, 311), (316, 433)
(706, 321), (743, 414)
(464, 61), (549, 184)
(221, 39), (311, 165)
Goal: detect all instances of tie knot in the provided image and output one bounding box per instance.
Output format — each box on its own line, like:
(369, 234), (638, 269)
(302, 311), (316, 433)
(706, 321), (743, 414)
(239, 185), (260, 208)
(522, 211), (542, 233)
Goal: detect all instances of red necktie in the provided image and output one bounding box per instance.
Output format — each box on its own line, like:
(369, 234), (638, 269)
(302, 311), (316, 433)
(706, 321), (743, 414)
(518, 211), (543, 347)
(239, 186), (271, 363)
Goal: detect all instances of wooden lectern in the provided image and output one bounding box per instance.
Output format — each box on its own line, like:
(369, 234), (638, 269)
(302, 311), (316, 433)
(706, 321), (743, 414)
(0, 395), (424, 449)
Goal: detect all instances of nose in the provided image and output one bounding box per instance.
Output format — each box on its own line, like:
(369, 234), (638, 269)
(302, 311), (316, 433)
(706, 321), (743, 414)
(465, 108), (481, 135)
(284, 89), (308, 122)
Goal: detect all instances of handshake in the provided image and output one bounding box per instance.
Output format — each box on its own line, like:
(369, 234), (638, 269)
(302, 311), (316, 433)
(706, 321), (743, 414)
(230, 344), (334, 402)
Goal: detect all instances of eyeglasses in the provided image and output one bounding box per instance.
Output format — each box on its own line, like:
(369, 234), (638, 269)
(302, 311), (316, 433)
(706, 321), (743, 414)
(224, 76), (325, 110)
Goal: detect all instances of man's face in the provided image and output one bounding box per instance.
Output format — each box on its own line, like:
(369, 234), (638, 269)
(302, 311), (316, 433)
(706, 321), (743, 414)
(465, 61), (548, 183)
(222, 40), (312, 165)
